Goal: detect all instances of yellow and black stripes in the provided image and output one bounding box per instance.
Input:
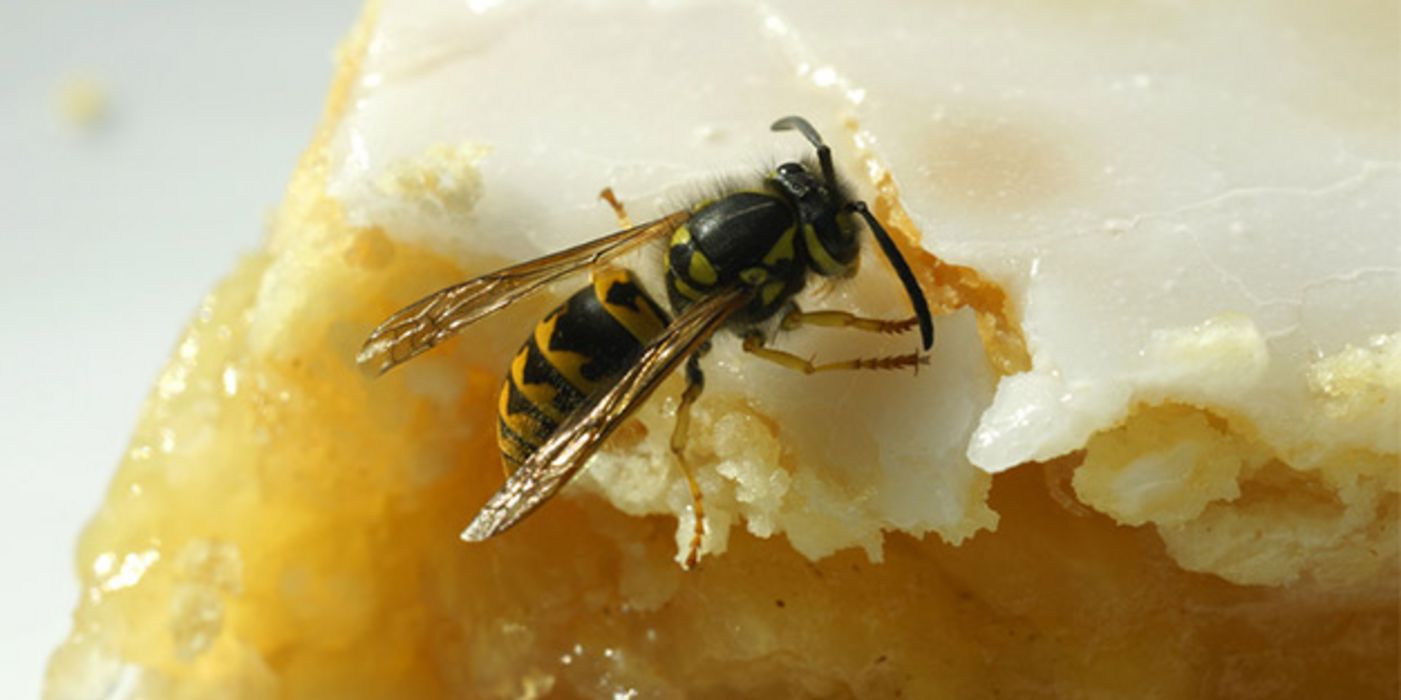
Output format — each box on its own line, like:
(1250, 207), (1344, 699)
(495, 269), (669, 472)
(803, 222), (848, 276)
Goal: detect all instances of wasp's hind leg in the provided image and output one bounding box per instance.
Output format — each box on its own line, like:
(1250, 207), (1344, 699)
(670, 352), (708, 569)
(741, 330), (929, 375)
(780, 304), (921, 336)
(587, 188), (634, 284)
(598, 187), (634, 228)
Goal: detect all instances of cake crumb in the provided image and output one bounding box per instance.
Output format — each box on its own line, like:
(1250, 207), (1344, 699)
(55, 74), (109, 130)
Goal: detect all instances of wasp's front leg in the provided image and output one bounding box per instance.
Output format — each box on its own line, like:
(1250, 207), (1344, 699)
(780, 303), (921, 336)
(741, 330), (928, 375)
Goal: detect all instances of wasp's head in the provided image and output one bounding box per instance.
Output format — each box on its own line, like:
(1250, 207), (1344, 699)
(771, 161), (860, 276)
(771, 115), (934, 350)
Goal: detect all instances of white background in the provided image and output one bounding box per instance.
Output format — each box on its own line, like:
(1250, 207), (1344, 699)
(0, 2), (358, 696)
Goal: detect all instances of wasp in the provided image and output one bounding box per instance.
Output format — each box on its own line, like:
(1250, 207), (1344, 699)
(358, 116), (933, 567)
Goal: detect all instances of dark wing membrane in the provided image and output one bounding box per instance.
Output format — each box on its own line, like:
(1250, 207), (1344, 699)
(356, 211), (690, 374)
(461, 286), (754, 543)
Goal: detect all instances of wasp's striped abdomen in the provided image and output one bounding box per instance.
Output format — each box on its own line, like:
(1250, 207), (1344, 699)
(496, 269), (670, 472)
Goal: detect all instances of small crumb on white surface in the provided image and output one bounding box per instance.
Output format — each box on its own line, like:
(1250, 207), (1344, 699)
(55, 74), (108, 129)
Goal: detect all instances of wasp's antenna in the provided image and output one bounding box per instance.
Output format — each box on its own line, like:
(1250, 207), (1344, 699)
(847, 201), (934, 350)
(772, 115), (837, 191)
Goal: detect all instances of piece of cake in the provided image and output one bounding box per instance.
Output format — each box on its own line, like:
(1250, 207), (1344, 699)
(46, 0), (1398, 697)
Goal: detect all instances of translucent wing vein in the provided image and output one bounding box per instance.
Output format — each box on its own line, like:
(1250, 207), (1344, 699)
(357, 212), (689, 374)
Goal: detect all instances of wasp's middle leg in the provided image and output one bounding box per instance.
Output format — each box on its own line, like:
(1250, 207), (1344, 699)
(671, 352), (709, 569)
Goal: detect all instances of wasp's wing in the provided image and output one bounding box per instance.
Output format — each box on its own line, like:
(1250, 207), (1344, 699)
(357, 211), (690, 375)
(461, 286), (754, 543)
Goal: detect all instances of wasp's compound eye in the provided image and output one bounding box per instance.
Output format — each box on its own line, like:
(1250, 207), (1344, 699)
(776, 162), (804, 177)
